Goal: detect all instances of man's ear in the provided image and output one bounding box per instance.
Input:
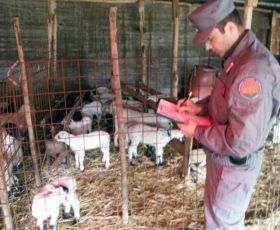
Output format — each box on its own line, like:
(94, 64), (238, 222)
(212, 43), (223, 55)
(224, 21), (236, 34)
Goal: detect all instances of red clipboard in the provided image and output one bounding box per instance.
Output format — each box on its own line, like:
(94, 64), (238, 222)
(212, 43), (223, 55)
(156, 99), (187, 123)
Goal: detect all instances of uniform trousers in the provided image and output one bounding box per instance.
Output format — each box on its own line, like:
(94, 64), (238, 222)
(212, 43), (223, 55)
(204, 152), (263, 230)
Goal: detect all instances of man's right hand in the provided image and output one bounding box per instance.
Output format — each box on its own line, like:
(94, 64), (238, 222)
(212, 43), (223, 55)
(176, 99), (202, 115)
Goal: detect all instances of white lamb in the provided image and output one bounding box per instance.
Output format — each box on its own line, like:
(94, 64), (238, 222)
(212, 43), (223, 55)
(0, 129), (23, 192)
(102, 99), (144, 116)
(62, 116), (92, 135)
(127, 123), (184, 165)
(114, 108), (173, 147)
(54, 130), (110, 171)
(81, 101), (103, 123)
(32, 176), (80, 230)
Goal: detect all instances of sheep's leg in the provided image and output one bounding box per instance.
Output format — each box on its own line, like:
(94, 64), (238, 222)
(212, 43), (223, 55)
(12, 175), (20, 192)
(155, 145), (164, 166)
(124, 133), (129, 149)
(77, 151), (85, 171)
(114, 115), (119, 146)
(101, 148), (110, 169)
(36, 218), (44, 230)
(49, 210), (59, 230)
(128, 146), (133, 164)
(71, 193), (81, 224)
(74, 152), (79, 169)
(128, 145), (137, 164)
(114, 131), (119, 147)
(62, 199), (71, 219)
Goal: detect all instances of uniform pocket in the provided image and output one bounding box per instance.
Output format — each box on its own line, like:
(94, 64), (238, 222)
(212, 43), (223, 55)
(214, 166), (255, 219)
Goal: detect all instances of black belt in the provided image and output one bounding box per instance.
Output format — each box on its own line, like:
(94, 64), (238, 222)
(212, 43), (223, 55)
(229, 155), (248, 165)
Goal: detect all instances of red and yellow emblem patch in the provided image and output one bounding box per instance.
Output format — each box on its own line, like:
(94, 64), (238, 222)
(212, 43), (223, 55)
(238, 77), (261, 99)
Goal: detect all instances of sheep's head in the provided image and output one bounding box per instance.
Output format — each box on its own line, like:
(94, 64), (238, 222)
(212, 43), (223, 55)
(54, 131), (70, 141)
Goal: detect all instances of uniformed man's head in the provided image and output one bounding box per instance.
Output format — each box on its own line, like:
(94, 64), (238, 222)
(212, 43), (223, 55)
(188, 0), (244, 57)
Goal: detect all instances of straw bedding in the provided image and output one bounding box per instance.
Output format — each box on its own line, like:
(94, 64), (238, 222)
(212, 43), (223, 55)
(6, 136), (280, 229)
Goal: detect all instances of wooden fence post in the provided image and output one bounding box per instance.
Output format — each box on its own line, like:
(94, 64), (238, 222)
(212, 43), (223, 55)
(109, 7), (129, 225)
(13, 16), (42, 187)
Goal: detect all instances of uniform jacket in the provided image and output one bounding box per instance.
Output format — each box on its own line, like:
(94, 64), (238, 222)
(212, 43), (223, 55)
(194, 30), (280, 159)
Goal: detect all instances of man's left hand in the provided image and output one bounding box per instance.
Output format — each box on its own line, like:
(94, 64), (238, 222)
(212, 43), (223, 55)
(177, 119), (198, 137)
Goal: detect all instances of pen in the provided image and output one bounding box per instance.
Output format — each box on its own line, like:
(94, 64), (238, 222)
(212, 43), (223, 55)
(178, 91), (192, 110)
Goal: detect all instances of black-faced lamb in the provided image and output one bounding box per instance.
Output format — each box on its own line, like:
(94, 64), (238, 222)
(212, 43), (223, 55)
(127, 123), (184, 165)
(54, 130), (110, 171)
(32, 176), (80, 230)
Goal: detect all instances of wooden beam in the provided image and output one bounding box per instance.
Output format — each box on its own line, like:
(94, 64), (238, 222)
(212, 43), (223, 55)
(244, 0), (258, 29)
(136, 81), (163, 95)
(171, 0), (179, 99)
(121, 83), (157, 110)
(60, 0), (193, 6)
(62, 0), (137, 3)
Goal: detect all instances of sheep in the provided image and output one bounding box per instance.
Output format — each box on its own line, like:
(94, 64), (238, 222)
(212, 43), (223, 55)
(61, 116), (92, 135)
(54, 130), (110, 171)
(80, 101), (103, 123)
(102, 99), (144, 116)
(44, 139), (70, 167)
(114, 108), (173, 147)
(0, 129), (23, 192)
(32, 176), (80, 230)
(127, 123), (184, 166)
(45, 140), (68, 159)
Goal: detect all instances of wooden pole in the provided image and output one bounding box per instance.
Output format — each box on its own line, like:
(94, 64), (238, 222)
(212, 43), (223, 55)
(244, 0), (258, 29)
(181, 137), (192, 179)
(0, 131), (14, 230)
(109, 7), (129, 225)
(270, 11), (280, 55)
(139, 0), (146, 84)
(48, 0), (57, 94)
(13, 17), (42, 187)
(171, 0), (179, 98)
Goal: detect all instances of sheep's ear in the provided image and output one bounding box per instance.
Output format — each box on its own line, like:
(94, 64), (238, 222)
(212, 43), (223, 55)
(61, 185), (69, 193)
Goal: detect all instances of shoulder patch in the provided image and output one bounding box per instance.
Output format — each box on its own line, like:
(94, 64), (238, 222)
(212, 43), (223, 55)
(238, 77), (261, 99)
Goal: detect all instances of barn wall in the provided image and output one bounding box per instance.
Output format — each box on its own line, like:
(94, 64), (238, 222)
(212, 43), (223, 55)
(0, 0), (274, 95)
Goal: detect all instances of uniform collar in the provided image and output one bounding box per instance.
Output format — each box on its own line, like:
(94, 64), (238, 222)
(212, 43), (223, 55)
(222, 30), (256, 74)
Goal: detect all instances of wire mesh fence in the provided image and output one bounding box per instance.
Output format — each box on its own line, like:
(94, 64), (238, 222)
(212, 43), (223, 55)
(0, 57), (279, 229)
